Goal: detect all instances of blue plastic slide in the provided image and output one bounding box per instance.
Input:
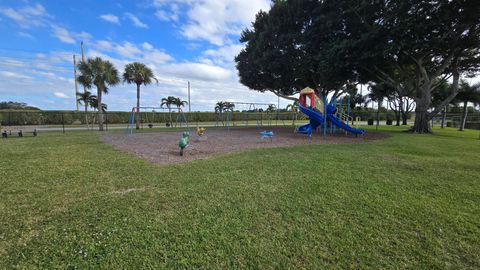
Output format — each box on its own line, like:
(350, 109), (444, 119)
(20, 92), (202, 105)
(297, 105), (324, 135)
(297, 104), (365, 135)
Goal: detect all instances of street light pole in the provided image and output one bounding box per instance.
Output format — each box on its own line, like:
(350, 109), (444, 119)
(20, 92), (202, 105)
(188, 81), (191, 113)
(73, 55), (79, 111)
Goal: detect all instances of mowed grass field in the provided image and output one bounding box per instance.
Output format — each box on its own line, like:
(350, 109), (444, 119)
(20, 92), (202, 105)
(0, 126), (479, 268)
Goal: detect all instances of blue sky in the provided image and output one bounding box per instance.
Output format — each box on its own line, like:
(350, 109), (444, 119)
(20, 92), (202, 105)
(0, 0), (291, 111)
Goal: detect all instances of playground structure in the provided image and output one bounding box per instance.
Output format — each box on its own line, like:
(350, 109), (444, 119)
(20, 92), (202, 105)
(126, 106), (190, 135)
(104, 126), (385, 166)
(124, 91), (364, 139)
(296, 87), (365, 136)
(214, 102), (279, 128)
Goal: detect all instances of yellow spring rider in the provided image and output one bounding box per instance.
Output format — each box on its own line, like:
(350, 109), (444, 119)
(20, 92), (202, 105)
(196, 126), (206, 141)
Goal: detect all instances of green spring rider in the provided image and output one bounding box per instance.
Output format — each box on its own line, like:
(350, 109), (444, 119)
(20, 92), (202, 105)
(179, 131), (190, 156)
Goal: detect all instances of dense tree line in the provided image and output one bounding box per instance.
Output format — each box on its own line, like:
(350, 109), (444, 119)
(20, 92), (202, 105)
(236, 0), (480, 133)
(0, 101), (40, 110)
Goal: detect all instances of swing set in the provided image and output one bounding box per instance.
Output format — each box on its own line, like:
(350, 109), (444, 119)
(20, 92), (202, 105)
(214, 102), (278, 129)
(126, 106), (189, 135)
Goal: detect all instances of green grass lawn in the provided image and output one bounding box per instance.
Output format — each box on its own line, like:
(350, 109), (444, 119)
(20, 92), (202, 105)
(1, 126), (479, 268)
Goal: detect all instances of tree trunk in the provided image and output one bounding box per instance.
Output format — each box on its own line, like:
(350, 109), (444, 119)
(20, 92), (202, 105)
(169, 107), (172, 128)
(136, 83), (141, 130)
(459, 100), (468, 131)
(97, 88), (104, 131)
(441, 106), (446, 129)
(410, 91), (432, 133)
(402, 113), (408, 125)
(376, 101), (381, 131)
(411, 108), (431, 133)
(411, 98), (432, 133)
(390, 101), (400, 126)
(399, 98), (408, 125)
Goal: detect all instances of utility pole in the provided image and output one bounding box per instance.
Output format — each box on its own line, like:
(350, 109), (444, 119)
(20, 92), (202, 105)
(188, 81), (191, 113)
(81, 41), (85, 62)
(73, 55), (79, 111)
(81, 41), (86, 94)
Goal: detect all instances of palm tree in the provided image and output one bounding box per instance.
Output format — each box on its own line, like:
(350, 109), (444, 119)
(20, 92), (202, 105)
(286, 101), (299, 112)
(76, 91), (95, 129)
(214, 102), (234, 126)
(123, 62), (158, 129)
(286, 101), (299, 126)
(90, 96), (107, 112)
(173, 97), (188, 111)
(455, 81), (480, 131)
(266, 104), (276, 113)
(77, 57), (120, 131)
(171, 97), (188, 127)
(224, 102), (235, 112)
(161, 96), (177, 127)
(367, 83), (394, 130)
(215, 101), (225, 113)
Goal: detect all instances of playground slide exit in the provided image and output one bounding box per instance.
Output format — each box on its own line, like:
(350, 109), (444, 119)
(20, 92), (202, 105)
(298, 104), (365, 135)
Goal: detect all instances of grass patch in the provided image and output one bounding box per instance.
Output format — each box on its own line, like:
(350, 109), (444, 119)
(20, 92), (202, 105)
(0, 126), (479, 268)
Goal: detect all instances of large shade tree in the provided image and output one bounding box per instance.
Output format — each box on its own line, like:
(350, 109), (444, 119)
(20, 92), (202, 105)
(343, 0), (480, 133)
(77, 57), (120, 131)
(235, 0), (357, 100)
(237, 0), (480, 134)
(123, 62), (157, 130)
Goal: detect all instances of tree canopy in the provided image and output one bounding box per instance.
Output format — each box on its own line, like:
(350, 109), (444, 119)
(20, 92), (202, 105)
(123, 62), (157, 86)
(0, 101), (40, 110)
(123, 62), (157, 129)
(77, 57), (120, 131)
(236, 0), (480, 133)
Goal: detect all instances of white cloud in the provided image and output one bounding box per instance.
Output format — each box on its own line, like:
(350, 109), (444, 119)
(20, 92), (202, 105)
(152, 0), (270, 46)
(154, 3), (180, 22)
(125, 13), (148, 28)
(96, 40), (114, 50)
(51, 25), (75, 44)
(54, 92), (69, 99)
(0, 71), (32, 80)
(92, 40), (173, 64)
(158, 62), (233, 82)
(18, 31), (34, 39)
(0, 45), (288, 111)
(203, 44), (244, 65)
(51, 25), (91, 44)
(23, 4), (47, 16)
(115, 41), (142, 58)
(75, 31), (92, 41)
(0, 3), (50, 28)
(99, 14), (120, 24)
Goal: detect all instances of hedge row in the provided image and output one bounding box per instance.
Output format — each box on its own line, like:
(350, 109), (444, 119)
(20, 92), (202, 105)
(0, 110), (407, 126)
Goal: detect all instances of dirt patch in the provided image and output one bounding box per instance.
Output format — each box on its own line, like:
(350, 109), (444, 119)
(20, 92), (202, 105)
(102, 127), (388, 166)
